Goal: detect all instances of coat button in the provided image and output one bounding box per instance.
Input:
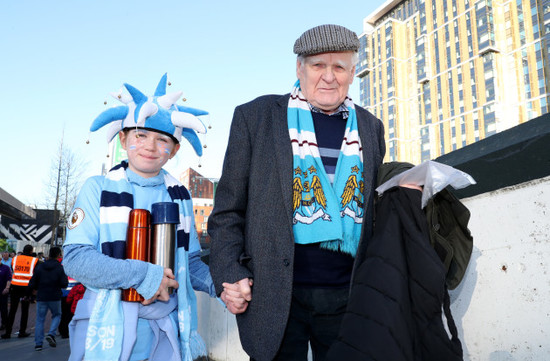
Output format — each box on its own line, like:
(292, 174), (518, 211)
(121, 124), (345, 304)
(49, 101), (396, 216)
(283, 259), (290, 267)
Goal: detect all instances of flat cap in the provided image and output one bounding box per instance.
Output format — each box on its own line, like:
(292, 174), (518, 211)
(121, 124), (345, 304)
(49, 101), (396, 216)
(293, 24), (360, 56)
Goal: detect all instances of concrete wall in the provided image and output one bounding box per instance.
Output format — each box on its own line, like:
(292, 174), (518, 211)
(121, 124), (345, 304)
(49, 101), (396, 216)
(196, 175), (550, 360)
(196, 292), (248, 361)
(450, 175), (550, 360)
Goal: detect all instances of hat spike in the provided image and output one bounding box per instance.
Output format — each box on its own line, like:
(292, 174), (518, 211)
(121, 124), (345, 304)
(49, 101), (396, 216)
(136, 101), (158, 126)
(90, 106), (129, 132)
(176, 105), (208, 116)
(182, 128), (203, 156)
(154, 73), (168, 96)
(124, 83), (147, 104)
(111, 88), (132, 104)
(157, 91), (183, 109)
(171, 112), (206, 134)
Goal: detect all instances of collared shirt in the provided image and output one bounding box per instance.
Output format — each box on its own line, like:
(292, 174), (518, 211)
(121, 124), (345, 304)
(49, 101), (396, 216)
(1, 258), (11, 267)
(308, 102), (349, 119)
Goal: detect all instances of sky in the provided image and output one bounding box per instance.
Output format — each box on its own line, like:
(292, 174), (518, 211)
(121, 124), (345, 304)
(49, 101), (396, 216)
(1, 0), (381, 206)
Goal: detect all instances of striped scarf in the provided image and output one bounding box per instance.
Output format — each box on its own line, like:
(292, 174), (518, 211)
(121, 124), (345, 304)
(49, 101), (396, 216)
(85, 161), (205, 361)
(288, 81), (364, 256)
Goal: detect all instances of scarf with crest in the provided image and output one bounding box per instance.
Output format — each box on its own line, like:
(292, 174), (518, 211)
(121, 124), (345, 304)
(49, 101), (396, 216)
(287, 80), (365, 256)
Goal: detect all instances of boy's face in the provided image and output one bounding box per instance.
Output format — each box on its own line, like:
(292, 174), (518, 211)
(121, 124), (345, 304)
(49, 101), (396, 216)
(119, 129), (180, 178)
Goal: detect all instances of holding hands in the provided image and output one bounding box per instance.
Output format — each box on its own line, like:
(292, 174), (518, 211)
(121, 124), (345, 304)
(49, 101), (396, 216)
(221, 278), (253, 314)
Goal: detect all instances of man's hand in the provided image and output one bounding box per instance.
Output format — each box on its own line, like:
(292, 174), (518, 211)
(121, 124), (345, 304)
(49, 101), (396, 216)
(221, 278), (253, 314)
(400, 183), (423, 191)
(141, 268), (179, 305)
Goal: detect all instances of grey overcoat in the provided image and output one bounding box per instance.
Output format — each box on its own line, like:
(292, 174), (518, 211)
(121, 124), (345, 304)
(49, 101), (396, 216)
(208, 93), (386, 360)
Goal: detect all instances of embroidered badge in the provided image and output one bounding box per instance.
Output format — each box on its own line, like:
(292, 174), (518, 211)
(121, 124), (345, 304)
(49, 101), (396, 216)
(68, 208), (85, 229)
(340, 165), (364, 224)
(292, 166), (331, 224)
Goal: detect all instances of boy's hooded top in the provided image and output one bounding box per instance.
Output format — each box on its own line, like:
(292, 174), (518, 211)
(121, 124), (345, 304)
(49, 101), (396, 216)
(90, 73), (209, 156)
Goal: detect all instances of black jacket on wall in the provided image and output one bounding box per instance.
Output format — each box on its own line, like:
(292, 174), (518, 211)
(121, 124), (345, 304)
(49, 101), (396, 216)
(327, 187), (463, 361)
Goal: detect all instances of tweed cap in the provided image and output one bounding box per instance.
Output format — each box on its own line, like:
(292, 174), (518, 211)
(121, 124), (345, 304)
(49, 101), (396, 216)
(293, 24), (360, 56)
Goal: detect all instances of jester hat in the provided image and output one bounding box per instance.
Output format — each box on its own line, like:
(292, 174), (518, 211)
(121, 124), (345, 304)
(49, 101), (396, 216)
(90, 73), (208, 156)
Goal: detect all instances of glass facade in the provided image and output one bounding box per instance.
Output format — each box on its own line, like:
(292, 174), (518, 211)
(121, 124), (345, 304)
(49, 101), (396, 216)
(358, 0), (550, 163)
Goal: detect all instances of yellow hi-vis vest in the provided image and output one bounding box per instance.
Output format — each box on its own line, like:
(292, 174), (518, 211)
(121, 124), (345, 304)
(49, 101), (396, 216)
(11, 255), (38, 286)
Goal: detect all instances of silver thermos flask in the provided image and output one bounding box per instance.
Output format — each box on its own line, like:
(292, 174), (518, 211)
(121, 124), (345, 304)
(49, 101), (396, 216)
(150, 202), (179, 294)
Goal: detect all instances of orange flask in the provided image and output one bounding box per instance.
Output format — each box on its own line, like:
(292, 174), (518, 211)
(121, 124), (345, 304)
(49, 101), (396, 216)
(122, 209), (151, 302)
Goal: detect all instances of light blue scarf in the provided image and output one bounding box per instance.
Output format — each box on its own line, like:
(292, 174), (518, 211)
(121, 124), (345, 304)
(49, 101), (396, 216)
(288, 81), (364, 256)
(84, 161), (205, 361)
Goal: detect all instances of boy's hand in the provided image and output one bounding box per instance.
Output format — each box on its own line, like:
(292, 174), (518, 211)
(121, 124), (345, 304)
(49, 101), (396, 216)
(141, 268), (179, 305)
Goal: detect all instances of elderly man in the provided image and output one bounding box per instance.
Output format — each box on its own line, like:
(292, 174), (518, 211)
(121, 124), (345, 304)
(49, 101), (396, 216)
(209, 24), (386, 361)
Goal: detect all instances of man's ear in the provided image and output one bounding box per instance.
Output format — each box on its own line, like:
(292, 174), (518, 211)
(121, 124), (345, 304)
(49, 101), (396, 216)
(349, 66), (356, 85)
(296, 59), (303, 80)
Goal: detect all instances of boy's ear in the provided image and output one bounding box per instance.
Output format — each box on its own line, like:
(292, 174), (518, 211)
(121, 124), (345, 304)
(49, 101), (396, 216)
(118, 131), (127, 151)
(170, 143), (181, 159)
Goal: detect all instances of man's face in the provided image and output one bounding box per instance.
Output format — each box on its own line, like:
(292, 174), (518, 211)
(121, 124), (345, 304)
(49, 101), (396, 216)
(296, 51), (356, 113)
(2, 252), (8, 260)
(119, 128), (180, 178)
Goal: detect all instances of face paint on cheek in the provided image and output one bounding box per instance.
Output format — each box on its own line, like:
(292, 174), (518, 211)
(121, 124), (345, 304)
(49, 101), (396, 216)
(156, 142), (172, 156)
(129, 145), (137, 150)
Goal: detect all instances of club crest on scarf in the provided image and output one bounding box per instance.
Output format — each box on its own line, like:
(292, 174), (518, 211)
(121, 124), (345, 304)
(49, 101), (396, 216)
(292, 166), (331, 224)
(340, 165), (364, 223)
(292, 165), (364, 225)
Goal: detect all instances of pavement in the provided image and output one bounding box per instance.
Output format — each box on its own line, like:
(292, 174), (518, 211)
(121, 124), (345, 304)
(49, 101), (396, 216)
(0, 301), (71, 361)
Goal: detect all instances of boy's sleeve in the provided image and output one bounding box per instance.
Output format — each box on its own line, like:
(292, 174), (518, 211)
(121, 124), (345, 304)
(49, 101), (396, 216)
(188, 250), (216, 297)
(64, 176), (102, 249)
(63, 243), (163, 300)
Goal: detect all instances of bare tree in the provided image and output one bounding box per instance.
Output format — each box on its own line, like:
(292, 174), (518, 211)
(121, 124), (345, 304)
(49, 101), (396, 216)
(44, 131), (87, 245)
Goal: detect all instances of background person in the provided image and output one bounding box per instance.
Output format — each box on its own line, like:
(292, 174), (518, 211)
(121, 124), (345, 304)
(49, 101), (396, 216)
(1, 244), (38, 339)
(1, 252), (12, 267)
(0, 260), (11, 331)
(58, 276), (79, 339)
(28, 246), (68, 351)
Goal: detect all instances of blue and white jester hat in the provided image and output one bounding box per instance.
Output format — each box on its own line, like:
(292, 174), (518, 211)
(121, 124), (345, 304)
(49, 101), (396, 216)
(90, 73), (209, 156)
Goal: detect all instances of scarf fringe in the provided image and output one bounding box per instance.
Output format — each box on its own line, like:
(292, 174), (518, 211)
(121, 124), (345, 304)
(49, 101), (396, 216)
(320, 237), (359, 257)
(189, 330), (208, 359)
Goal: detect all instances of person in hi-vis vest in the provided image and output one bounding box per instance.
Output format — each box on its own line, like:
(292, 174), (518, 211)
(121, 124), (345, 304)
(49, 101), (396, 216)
(1, 245), (38, 339)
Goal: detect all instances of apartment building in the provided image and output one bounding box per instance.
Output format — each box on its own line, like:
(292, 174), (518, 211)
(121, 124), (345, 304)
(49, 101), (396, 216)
(358, 0), (550, 162)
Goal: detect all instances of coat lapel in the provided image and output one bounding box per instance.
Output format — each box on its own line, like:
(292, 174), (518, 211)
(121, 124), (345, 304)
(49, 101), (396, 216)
(356, 109), (376, 204)
(272, 94), (294, 227)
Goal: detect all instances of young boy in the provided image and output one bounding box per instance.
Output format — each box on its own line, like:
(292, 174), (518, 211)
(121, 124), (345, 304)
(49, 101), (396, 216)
(63, 74), (215, 361)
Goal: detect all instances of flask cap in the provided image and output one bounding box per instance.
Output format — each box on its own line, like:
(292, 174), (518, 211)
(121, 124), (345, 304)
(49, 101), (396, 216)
(151, 202), (179, 224)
